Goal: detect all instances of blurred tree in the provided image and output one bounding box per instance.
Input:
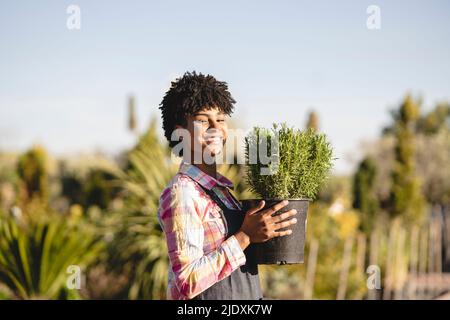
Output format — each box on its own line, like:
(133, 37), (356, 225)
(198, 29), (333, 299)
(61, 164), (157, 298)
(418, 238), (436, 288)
(352, 156), (379, 233)
(83, 169), (119, 210)
(416, 102), (449, 135)
(128, 95), (138, 134)
(415, 128), (450, 205)
(306, 110), (319, 132)
(360, 98), (450, 209)
(383, 101), (449, 136)
(61, 172), (84, 206)
(17, 145), (49, 203)
(388, 95), (426, 223)
(357, 136), (395, 208)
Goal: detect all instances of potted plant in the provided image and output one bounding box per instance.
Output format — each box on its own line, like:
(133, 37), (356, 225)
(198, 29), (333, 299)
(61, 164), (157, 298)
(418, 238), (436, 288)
(241, 123), (334, 264)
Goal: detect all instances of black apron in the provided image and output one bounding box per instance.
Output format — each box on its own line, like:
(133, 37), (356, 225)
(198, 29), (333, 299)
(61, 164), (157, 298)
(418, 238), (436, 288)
(192, 184), (263, 300)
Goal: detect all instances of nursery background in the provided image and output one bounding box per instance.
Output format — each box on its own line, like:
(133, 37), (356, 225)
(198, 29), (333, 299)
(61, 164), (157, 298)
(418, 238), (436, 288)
(1, 0), (450, 299)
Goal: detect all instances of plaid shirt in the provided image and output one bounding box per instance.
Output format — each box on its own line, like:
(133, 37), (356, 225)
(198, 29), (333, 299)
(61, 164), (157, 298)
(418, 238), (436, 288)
(157, 161), (247, 300)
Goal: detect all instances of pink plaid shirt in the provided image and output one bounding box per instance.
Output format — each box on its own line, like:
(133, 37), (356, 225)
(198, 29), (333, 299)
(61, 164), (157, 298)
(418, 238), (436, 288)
(157, 161), (247, 300)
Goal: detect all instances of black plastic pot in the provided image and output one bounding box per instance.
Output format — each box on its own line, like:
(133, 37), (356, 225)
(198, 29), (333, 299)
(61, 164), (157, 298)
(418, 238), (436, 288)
(241, 199), (311, 265)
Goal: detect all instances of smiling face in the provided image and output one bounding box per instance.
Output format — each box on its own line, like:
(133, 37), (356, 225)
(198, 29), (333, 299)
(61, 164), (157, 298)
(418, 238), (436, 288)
(176, 106), (228, 163)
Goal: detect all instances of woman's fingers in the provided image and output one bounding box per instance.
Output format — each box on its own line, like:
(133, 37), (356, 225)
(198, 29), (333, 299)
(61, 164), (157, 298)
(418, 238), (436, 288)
(246, 200), (265, 215)
(262, 200), (289, 217)
(272, 229), (293, 238)
(270, 209), (297, 223)
(266, 209), (298, 240)
(273, 217), (297, 231)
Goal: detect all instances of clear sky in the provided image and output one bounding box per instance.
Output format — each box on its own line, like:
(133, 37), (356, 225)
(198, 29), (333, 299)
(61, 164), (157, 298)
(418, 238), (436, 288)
(1, 0), (449, 174)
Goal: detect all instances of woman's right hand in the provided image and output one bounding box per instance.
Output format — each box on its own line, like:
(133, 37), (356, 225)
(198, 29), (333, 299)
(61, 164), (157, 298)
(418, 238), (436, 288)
(239, 200), (298, 243)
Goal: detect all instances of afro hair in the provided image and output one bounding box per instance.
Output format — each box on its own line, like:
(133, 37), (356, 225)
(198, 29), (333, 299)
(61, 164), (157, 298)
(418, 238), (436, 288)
(159, 71), (236, 154)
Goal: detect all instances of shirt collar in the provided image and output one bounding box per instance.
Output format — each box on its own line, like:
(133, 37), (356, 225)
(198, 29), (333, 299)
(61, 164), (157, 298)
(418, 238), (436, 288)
(178, 161), (235, 191)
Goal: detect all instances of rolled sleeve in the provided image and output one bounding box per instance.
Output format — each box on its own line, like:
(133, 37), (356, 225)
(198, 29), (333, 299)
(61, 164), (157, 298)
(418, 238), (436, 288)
(221, 235), (247, 270)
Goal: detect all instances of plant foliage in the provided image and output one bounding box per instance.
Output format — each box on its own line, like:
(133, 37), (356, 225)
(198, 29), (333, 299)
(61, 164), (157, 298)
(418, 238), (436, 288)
(245, 123), (334, 199)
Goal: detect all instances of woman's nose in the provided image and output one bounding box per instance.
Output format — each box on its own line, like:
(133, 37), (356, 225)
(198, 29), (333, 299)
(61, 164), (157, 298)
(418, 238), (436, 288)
(209, 120), (221, 130)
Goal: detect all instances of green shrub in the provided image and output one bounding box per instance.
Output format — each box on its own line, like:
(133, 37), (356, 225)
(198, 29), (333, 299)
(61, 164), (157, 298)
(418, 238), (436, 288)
(0, 215), (103, 299)
(245, 123), (334, 199)
(17, 145), (49, 202)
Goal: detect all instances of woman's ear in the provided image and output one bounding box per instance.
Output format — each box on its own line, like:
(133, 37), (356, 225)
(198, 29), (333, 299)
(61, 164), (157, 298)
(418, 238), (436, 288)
(174, 124), (183, 140)
(174, 124), (186, 141)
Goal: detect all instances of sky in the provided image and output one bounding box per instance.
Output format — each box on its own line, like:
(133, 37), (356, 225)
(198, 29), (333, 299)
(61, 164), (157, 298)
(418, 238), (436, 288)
(1, 0), (449, 174)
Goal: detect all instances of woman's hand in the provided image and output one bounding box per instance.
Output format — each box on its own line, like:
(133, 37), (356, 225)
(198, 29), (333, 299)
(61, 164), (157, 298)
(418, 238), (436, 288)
(236, 200), (298, 247)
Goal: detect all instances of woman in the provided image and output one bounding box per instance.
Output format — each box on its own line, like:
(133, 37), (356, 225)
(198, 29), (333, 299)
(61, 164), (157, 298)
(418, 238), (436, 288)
(157, 71), (298, 300)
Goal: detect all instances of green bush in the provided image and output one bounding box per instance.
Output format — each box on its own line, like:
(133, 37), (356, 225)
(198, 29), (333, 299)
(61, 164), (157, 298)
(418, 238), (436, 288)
(244, 123), (334, 199)
(0, 215), (103, 299)
(17, 145), (49, 202)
